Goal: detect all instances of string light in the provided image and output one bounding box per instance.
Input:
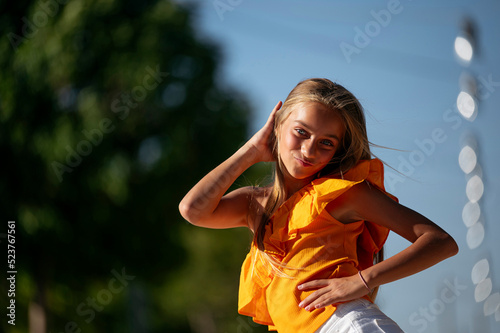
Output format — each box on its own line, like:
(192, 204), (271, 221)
(454, 18), (477, 65)
(455, 17), (499, 322)
(456, 91), (477, 120)
(454, 36), (473, 63)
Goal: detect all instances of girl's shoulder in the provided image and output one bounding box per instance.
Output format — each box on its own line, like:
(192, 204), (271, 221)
(325, 180), (370, 224)
(326, 180), (397, 224)
(251, 185), (272, 203)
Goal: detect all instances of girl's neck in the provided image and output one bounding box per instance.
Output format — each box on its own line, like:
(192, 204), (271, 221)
(283, 172), (315, 200)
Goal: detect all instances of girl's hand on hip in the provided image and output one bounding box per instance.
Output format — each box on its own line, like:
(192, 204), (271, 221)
(297, 274), (368, 311)
(245, 101), (282, 163)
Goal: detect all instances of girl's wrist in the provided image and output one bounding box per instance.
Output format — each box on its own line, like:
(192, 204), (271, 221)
(359, 266), (382, 291)
(358, 271), (372, 293)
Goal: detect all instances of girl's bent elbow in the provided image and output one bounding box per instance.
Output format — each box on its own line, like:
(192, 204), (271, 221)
(449, 236), (459, 257)
(443, 233), (459, 258)
(178, 201), (198, 225)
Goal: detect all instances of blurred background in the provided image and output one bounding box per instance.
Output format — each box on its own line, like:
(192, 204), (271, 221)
(1, 0), (499, 332)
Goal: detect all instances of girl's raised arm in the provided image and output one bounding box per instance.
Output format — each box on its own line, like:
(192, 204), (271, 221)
(178, 101), (282, 230)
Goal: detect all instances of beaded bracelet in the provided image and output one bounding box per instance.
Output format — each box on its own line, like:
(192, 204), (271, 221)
(358, 271), (372, 293)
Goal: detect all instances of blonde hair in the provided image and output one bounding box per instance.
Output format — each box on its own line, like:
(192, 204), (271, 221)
(254, 78), (382, 299)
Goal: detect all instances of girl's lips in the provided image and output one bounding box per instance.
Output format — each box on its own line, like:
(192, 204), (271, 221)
(294, 157), (313, 167)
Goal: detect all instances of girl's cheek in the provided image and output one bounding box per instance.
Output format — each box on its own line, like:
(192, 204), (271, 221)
(315, 152), (336, 171)
(319, 150), (336, 164)
(283, 132), (299, 150)
(316, 161), (329, 172)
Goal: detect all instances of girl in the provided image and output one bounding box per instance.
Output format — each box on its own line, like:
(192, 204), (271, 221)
(179, 78), (458, 332)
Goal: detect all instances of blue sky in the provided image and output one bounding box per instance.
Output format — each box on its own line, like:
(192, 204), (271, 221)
(184, 0), (500, 331)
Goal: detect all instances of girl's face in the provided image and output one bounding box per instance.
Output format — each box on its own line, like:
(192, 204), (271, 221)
(278, 102), (345, 182)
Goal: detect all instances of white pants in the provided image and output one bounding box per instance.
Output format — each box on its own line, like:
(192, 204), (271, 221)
(314, 298), (404, 333)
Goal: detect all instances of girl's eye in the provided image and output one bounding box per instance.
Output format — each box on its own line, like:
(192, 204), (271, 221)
(295, 129), (307, 136)
(321, 140), (334, 147)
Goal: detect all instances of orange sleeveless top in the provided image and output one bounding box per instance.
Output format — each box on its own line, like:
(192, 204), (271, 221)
(238, 159), (397, 332)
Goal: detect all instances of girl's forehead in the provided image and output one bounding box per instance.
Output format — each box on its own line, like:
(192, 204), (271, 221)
(288, 102), (342, 123)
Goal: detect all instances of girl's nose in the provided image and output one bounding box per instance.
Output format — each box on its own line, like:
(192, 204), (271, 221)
(301, 140), (315, 158)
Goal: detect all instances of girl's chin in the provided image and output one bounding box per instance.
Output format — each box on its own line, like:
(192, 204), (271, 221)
(285, 169), (318, 181)
(282, 161), (323, 181)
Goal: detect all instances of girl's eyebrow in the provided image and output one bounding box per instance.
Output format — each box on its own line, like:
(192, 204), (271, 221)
(294, 120), (341, 142)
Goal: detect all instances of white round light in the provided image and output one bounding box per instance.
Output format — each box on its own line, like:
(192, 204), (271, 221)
(466, 221), (484, 249)
(459, 145), (477, 174)
(455, 36), (473, 62)
(471, 259), (489, 284)
(457, 91), (476, 120)
(484, 293), (500, 317)
(466, 175), (484, 203)
(462, 201), (480, 227)
(475, 278), (492, 303)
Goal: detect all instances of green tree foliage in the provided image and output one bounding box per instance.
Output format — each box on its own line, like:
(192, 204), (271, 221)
(0, 0), (268, 331)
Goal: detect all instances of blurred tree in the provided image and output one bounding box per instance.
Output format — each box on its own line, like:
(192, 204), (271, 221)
(0, 0), (267, 332)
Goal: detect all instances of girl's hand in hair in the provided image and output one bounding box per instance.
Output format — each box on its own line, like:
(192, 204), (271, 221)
(245, 101), (282, 163)
(179, 101), (281, 229)
(297, 274), (368, 311)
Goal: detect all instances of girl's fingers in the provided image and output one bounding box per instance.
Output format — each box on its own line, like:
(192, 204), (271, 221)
(298, 276), (365, 311)
(266, 101), (282, 125)
(272, 100), (282, 113)
(308, 293), (335, 310)
(299, 287), (327, 306)
(299, 288), (336, 311)
(274, 100), (283, 111)
(297, 279), (329, 290)
(297, 279), (331, 310)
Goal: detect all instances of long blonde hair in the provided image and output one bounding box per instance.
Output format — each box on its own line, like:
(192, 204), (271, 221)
(254, 78), (382, 298)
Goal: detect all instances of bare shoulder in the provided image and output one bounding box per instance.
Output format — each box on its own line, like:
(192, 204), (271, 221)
(251, 185), (273, 206)
(330, 181), (450, 242)
(326, 181), (391, 224)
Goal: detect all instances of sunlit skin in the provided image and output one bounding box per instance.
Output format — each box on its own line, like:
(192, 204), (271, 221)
(277, 102), (345, 196)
